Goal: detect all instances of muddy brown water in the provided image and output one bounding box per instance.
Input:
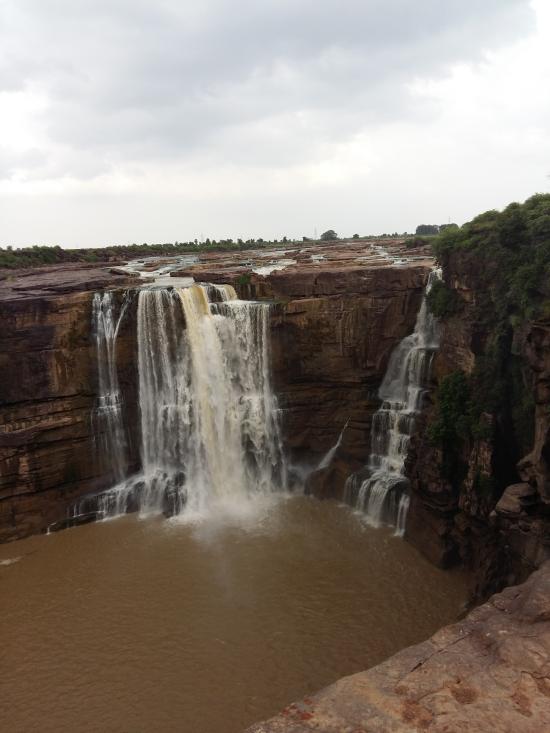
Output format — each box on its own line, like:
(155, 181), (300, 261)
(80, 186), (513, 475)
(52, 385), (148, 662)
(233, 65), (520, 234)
(0, 495), (467, 733)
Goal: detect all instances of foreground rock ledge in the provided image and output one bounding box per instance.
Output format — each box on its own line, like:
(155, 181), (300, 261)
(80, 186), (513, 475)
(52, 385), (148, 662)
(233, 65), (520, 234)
(246, 562), (550, 732)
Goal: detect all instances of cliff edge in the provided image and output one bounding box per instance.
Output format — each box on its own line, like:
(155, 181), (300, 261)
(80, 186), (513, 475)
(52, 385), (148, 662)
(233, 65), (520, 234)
(246, 561), (550, 733)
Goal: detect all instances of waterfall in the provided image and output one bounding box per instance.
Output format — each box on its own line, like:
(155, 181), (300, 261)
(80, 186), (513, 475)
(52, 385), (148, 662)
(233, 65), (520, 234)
(92, 291), (130, 483)
(90, 283), (286, 519)
(317, 419), (349, 470)
(345, 269), (441, 535)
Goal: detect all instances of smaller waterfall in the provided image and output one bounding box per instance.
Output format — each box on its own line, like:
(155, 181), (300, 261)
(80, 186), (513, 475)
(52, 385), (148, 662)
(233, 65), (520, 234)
(345, 269), (441, 535)
(317, 420), (349, 470)
(92, 291), (130, 483)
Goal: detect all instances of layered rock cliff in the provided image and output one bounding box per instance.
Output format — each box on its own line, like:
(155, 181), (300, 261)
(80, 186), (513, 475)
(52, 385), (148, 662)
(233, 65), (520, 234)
(405, 195), (550, 599)
(0, 265), (139, 542)
(263, 265), (428, 497)
(0, 247), (429, 541)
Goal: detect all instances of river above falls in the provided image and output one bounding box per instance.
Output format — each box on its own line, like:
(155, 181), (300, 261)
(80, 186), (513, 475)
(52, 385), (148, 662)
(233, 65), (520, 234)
(0, 495), (467, 733)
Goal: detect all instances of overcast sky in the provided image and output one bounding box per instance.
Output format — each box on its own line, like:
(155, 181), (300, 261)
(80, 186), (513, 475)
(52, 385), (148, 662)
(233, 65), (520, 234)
(0, 0), (549, 248)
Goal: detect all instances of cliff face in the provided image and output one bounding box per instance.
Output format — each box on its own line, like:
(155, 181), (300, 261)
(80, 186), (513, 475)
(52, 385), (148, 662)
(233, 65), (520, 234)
(267, 266), (427, 498)
(246, 561), (550, 733)
(405, 246), (550, 598)
(186, 261), (429, 497)
(169, 256), (430, 497)
(0, 256), (429, 542)
(0, 265), (139, 542)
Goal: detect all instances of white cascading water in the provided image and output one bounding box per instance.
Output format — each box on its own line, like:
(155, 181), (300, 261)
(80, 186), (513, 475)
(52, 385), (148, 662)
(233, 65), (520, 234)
(317, 419), (349, 470)
(91, 283), (286, 518)
(345, 269), (441, 535)
(91, 291), (130, 483)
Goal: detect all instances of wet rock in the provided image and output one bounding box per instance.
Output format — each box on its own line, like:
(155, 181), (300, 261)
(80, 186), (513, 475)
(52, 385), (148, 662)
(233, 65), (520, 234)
(496, 483), (537, 517)
(46, 511), (98, 533)
(0, 248), (430, 540)
(0, 269), (140, 543)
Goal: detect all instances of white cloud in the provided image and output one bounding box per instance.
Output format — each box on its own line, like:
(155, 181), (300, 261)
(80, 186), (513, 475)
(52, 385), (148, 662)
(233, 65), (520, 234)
(0, 0), (547, 246)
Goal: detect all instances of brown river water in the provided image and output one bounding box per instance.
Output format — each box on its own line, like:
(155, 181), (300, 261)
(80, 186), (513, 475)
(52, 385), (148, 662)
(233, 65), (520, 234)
(0, 495), (467, 733)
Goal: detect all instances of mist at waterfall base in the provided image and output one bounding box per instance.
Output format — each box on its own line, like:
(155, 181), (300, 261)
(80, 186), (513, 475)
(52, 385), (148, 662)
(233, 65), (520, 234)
(84, 283), (286, 523)
(345, 269), (442, 534)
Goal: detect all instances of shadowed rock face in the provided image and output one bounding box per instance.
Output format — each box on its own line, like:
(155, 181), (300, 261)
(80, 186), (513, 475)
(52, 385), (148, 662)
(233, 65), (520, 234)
(268, 266), (427, 497)
(0, 247), (430, 541)
(245, 561), (550, 733)
(0, 265), (140, 542)
(404, 249), (550, 599)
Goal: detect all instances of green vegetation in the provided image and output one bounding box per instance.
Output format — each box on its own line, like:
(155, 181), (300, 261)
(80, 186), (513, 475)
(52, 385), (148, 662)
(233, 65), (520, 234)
(426, 194), (550, 489)
(432, 193), (550, 320)
(406, 235), (430, 249)
(415, 224), (439, 236)
(426, 279), (461, 318)
(0, 231), (418, 270)
(0, 238), (292, 270)
(427, 371), (471, 484)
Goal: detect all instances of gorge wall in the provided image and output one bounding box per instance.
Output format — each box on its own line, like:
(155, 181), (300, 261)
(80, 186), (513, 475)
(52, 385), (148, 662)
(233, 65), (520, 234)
(251, 265), (427, 498)
(0, 253), (428, 542)
(0, 266), (139, 542)
(3, 218), (548, 606)
(405, 197), (550, 599)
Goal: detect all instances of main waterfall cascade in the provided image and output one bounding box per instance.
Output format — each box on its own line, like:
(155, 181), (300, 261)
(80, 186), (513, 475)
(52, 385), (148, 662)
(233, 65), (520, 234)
(82, 283), (286, 520)
(345, 269), (442, 535)
(91, 291), (130, 483)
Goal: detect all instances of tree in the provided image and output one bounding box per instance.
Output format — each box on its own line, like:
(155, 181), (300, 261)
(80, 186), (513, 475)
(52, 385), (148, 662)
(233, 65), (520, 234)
(415, 224), (439, 236)
(498, 203), (529, 248)
(352, 233), (360, 239)
(320, 229), (338, 241)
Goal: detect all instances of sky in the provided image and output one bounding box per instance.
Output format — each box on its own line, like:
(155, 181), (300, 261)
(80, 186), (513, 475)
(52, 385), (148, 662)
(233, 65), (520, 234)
(0, 0), (549, 248)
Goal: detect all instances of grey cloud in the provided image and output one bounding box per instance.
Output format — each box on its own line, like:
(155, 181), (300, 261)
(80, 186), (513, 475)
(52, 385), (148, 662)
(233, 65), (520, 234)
(0, 0), (535, 177)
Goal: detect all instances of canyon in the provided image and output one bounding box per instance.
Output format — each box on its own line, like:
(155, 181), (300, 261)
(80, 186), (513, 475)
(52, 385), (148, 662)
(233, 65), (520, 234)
(0, 240), (431, 541)
(1, 229), (549, 732)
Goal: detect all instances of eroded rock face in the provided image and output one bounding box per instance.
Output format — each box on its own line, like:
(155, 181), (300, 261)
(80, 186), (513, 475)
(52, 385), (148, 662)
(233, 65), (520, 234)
(0, 265), (140, 542)
(168, 248), (431, 498)
(245, 561), (550, 733)
(268, 266), (427, 498)
(405, 249), (550, 599)
(0, 251), (430, 541)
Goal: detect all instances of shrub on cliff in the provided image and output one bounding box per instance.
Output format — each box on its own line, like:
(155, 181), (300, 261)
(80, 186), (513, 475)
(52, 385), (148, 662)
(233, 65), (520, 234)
(427, 371), (471, 484)
(431, 193), (550, 321)
(426, 279), (461, 318)
(426, 193), (549, 492)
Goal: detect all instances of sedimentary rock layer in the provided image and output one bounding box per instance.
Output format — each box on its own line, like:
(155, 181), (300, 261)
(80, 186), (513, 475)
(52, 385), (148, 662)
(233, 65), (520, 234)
(405, 248), (550, 598)
(0, 265), (139, 542)
(0, 250), (429, 540)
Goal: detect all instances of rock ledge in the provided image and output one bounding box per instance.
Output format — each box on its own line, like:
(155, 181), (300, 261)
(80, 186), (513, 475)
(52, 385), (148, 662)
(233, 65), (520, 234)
(246, 562), (550, 732)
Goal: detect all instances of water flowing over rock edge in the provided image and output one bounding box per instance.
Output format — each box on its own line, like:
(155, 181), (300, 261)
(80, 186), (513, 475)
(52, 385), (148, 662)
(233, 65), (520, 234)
(75, 283), (287, 522)
(0, 254), (429, 541)
(343, 269), (441, 535)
